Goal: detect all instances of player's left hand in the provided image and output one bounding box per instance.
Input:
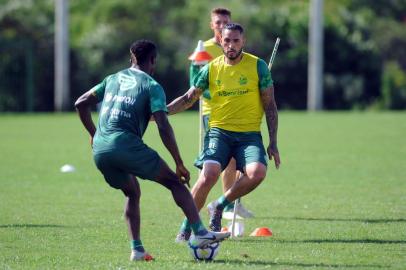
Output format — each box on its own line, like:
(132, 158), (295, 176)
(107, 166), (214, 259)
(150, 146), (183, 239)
(176, 163), (191, 188)
(267, 144), (281, 169)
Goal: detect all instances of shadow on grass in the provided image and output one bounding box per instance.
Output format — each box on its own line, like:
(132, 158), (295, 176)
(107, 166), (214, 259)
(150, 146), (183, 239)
(212, 259), (387, 268)
(240, 238), (406, 244)
(269, 216), (406, 223)
(0, 224), (70, 228)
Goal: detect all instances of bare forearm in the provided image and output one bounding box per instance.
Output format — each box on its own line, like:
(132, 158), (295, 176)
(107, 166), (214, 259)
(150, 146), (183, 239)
(167, 87), (202, 115)
(167, 95), (192, 115)
(265, 104), (278, 146)
(74, 90), (99, 137)
(76, 106), (96, 137)
(261, 88), (279, 146)
(158, 121), (183, 165)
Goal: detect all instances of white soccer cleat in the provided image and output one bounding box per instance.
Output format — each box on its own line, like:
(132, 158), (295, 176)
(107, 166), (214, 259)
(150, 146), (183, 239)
(224, 202), (254, 219)
(130, 250), (154, 261)
(189, 230), (230, 248)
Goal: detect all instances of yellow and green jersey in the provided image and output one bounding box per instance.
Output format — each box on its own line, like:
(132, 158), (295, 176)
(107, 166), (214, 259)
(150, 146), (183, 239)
(203, 38), (223, 60)
(194, 52), (273, 132)
(190, 38), (223, 115)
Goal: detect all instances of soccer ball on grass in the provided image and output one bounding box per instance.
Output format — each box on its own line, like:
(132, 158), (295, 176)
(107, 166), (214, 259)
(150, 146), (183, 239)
(188, 241), (220, 261)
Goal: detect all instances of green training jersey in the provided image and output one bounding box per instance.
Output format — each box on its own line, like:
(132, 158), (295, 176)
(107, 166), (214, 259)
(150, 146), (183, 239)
(90, 67), (167, 153)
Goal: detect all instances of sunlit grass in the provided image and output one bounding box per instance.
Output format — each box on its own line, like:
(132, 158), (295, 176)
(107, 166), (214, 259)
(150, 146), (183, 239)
(0, 112), (405, 269)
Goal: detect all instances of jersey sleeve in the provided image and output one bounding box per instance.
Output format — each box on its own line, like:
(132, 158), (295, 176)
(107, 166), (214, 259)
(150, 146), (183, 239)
(149, 80), (168, 113)
(189, 63), (201, 87)
(90, 77), (108, 102)
(257, 59), (273, 91)
(193, 64), (209, 90)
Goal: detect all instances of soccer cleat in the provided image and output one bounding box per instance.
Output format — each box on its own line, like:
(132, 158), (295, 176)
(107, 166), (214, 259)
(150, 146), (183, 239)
(189, 230), (230, 248)
(207, 201), (215, 216)
(209, 208), (223, 232)
(223, 202), (254, 219)
(175, 230), (191, 243)
(130, 250), (154, 261)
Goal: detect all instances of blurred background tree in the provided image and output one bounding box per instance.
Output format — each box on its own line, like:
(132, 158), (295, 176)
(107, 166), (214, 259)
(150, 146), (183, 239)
(0, 0), (405, 111)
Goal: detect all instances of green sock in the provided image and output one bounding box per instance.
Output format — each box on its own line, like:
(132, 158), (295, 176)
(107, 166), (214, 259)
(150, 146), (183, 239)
(216, 195), (231, 210)
(190, 220), (208, 236)
(224, 201), (235, 211)
(180, 218), (191, 232)
(131, 239), (145, 252)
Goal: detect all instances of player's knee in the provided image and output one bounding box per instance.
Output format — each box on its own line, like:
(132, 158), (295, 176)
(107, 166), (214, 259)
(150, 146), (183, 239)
(200, 170), (219, 187)
(247, 167), (266, 183)
(166, 178), (183, 191)
(155, 169), (180, 190)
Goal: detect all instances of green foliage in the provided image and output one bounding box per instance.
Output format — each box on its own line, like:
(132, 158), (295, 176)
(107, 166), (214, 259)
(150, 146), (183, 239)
(0, 0), (405, 111)
(1, 112), (406, 269)
(351, 2), (406, 110)
(69, 0), (191, 101)
(346, 0), (406, 22)
(0, 0), (54, 111)
(382, 61), (406, 109)
(323, 5), (383, 109)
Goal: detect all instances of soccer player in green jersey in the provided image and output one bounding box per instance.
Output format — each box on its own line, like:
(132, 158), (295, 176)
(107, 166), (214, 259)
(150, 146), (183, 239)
(190, 8), (255, 224)
(74, 40), (230, 261)
(169, 23), (281, 238)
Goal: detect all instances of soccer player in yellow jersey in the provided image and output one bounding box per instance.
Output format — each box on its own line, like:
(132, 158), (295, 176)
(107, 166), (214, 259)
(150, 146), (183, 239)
(191, 8), (255, 222)
(170, 23), (281, 239)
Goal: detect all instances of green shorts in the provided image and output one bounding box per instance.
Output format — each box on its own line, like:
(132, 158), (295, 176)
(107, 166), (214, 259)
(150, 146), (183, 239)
(202, 114), (210, 133)
(93, 143), (161, 189)
(194, 127), (267, 172)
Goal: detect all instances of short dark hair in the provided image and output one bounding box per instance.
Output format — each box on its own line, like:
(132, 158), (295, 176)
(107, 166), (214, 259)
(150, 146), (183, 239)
(222, 23), (244, 34)
(211, 7), (231, 17)
(130, 40), (157, 64)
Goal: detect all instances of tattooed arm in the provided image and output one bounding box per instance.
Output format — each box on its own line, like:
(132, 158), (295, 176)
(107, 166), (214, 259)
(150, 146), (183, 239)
(167, 86), (203, 115)
(260, 86), (281, 169)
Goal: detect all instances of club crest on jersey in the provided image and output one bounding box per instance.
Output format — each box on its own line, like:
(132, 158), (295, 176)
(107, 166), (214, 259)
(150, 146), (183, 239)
(239, 75), (248, 85)
(118, 74), (137, 91)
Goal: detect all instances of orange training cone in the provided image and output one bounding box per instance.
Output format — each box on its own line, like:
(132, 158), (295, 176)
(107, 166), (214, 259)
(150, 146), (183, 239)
(188, 40), (212, 65)
(221, 226), (229, 232)
(250, 227), (273, 237)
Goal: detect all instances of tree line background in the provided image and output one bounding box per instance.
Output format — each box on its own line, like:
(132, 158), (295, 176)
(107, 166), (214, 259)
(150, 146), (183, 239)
(0, 0), (405, 111)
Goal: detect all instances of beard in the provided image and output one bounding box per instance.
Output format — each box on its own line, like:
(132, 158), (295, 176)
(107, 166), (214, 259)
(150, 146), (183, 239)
(224, 48), (243, 60)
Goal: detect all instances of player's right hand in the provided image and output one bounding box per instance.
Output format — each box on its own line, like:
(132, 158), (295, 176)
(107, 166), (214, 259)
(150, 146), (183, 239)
(176, 164), (190, 188)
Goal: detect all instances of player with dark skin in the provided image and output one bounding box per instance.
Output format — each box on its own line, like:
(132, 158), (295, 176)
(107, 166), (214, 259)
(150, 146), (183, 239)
(75, 40), (230, 261)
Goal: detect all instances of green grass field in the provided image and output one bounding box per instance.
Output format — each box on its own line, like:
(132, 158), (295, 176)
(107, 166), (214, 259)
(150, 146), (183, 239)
(0, 112), (405, 269)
